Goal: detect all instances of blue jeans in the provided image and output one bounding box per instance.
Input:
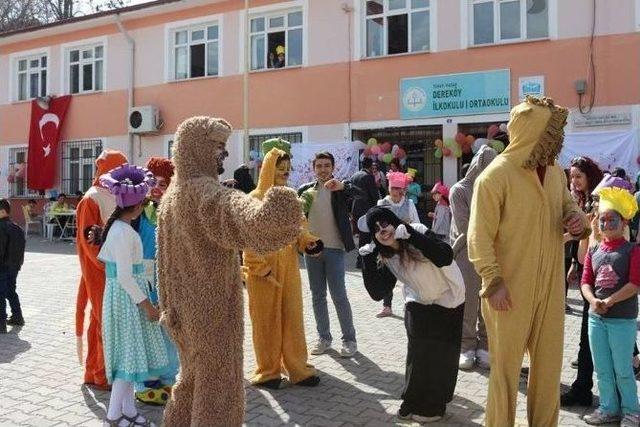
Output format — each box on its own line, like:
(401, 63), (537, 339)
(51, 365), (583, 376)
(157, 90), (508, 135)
(588, 314), (640, 416)
(305, 248), (356, 343)
(0, 268), (21, 321)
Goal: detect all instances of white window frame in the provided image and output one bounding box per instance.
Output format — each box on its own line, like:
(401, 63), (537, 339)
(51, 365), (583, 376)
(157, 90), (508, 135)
(164, 14), (224, 82)
(239, 1), (308, 72)
(7, 146), (38, 198)
(362, 0), (432, 58)
(468, 0), (549, 46)
(61, 37), (107, 95)
(9, 48), (50, 103)
(249, 8), (304, 70)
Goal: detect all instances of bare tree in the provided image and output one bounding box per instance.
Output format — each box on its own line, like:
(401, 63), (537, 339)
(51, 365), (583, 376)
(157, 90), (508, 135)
(0, 0), (132, 32)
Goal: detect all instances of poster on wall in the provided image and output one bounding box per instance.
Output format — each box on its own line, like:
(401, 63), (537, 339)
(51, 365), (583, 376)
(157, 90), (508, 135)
(559, 129), (640, 178)
(518, 76), (545, 100)
(399, 69), (511, 119)
(288, 141), (362, 189)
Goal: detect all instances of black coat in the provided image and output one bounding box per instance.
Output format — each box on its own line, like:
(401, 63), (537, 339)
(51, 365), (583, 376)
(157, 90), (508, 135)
(0, 218), (25, 272)
(349, 170), (380, 219)
(297, 180), (363, 253)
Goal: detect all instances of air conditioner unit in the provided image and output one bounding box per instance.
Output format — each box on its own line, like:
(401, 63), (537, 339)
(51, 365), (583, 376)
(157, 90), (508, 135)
(128, 106), (159, 134)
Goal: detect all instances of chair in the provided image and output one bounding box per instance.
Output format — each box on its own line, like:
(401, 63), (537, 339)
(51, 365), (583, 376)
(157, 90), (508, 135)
(43, 206), (58, 241)
(22, 205), (43, 237)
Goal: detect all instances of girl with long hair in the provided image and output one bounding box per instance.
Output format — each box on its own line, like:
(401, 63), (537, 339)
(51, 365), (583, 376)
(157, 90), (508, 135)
(359, 207), (464, 423)
(98, 164), (171, 427)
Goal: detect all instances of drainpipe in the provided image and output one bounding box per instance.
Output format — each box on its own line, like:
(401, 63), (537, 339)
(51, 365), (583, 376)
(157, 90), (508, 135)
(115, 14), (135, 162)
(243, 0), (250, 164)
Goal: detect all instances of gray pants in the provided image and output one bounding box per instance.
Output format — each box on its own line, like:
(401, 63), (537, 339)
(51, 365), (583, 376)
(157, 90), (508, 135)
(456, 252), (488, 353)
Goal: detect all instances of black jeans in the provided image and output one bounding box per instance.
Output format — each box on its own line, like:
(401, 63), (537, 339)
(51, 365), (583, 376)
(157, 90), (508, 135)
(383, 291), (393, 308)
(571, 296), (594, 396)
(401, 302), (464, 417)
(0, 268), (21, 321)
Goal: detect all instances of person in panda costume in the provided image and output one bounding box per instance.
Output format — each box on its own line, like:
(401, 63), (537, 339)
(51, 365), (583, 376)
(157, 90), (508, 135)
(358, 206), (465, 424)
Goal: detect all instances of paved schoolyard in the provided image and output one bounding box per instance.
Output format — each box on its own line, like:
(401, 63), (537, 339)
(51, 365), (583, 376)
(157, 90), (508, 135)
(0, 238), (617, 426)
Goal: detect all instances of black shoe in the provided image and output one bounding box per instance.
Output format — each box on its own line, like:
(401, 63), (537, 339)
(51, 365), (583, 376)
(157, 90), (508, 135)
(570, 359), (579, 369)
(255, 378), (282, 390)
(565, 304), (573, 314)
(561, 390), (593, 407)
(0, 320), (6, 334)
(296, 375), (320, 387)
(6, 316), (24, 326)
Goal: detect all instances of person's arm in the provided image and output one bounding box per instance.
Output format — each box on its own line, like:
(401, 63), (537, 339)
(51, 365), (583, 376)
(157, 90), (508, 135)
(0, 223), (7, 264)
(341, 180), (364, 199)
(359, 243), (396, 301)
(76, 198), (103, 270)
(364, 174), (380, 204)
(242, 250), (280, 287)
(397, 223), (453, 267)
(112, 228), (147, 305)
(468, 174), (504, 296)
(198, 183), (303, 253)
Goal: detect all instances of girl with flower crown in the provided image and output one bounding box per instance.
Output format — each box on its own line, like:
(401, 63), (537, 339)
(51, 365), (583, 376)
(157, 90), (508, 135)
(98, 164), (171, 427)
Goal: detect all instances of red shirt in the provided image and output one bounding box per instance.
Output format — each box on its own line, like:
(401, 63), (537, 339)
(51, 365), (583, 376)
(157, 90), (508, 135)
(581, 238), (640, 287)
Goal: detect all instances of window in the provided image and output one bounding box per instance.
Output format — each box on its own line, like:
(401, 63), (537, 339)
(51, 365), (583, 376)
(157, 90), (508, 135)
(250, 10), (303, 70)
(8, 148), (37, 198)
(470, 0), (548, 46)
(60, 140), (103, 194)
(171, 24), (220, 80)
(248, 132), (302, 178)
(168, 140), (174, 158)
(364, 0), (430, 57)
(15, 55), (47, 101)
(68, 45), (104, 94)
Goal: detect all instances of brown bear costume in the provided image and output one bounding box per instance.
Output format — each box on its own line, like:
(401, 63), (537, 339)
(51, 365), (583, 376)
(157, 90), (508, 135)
(157, 117), (304, 426)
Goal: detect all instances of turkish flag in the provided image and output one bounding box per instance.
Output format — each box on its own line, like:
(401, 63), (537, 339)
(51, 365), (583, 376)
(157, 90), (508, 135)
(27, 95), (72, 191)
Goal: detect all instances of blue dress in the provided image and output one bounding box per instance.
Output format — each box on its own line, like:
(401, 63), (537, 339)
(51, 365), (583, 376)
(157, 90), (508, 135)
(98, 220), (170, 384)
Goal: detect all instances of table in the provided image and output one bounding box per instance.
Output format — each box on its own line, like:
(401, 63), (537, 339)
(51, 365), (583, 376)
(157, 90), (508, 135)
(48, 210), (76, 242)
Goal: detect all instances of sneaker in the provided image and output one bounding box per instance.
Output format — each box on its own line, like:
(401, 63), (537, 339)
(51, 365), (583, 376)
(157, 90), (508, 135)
(621, 413), (640, 427)
(561, 389), (593, 407)
(476, 349), (490, 369)
(310, 339), (331, 355)
(376, 306), (393, 318)
(339, 341), (357, 358)
(0, 320), (6, 334)
(6, 316), (24, 326)
(583, 409), (620, 425)
(397, 409), (442, 423)
(458, 350), (476, 370)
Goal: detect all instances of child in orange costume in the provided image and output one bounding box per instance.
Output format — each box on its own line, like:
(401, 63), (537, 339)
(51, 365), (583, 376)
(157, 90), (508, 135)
(75, 150), (128, 389)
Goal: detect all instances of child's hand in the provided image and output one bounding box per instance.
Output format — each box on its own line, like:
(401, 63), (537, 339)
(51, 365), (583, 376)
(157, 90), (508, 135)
(145, 305), (160, 322)
(590, 298), (608, 314)
(602, 297), (615, 309)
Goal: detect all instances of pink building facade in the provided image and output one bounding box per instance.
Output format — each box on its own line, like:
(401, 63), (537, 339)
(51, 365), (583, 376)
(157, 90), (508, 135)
(0, 0), (638, 205)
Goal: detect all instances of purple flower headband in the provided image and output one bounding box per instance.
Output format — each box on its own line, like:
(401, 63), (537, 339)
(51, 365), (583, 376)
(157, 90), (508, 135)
(99, 163), (156, 208)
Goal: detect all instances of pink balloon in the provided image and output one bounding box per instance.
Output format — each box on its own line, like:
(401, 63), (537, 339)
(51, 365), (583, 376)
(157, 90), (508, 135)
(381, 142), (392, 153)
(455, 132), (466, 145)
(487, 124), (499, 139)
(396, 148), (407, 159)
(377, 152), (385, 161)
(443, 148), (452, 157)
(364, 147), (372, 156)
(371, 145), (381, 155)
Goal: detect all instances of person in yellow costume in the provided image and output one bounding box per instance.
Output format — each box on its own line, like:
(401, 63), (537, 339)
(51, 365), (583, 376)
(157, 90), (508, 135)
(243, 138), (322, 390)
(468, 96), (590, 427)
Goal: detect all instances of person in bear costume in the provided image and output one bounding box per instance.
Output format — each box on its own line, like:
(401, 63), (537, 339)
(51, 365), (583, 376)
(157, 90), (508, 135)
(157, 117), (304, 426)
(468, 96), (589, 426)
(75, 149), (128, 390)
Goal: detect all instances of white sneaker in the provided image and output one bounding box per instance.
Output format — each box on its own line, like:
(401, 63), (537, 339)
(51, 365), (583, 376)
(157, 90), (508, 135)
(397, 410), (442, 423)
(459, 350), (476, 370)
(310, 339), (331, 355)
(476, 349), (490, 370)
(340, 341), (357, 358)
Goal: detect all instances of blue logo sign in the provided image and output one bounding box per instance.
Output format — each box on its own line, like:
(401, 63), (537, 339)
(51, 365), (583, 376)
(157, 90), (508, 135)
(400, 69), (511, 119)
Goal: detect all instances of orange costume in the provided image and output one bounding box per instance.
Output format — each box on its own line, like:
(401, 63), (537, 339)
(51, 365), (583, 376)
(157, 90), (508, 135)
(75, 150), (128, 388)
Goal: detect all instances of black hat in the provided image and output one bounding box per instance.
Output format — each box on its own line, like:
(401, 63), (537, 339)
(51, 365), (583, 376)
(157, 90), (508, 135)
(363, 206), (402, 234)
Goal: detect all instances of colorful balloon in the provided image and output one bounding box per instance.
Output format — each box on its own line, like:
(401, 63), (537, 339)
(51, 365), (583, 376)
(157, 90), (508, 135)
(487, 124), (499, 139)
(383, 153), (394, 164)
(465, 135), (475, 145)
(434, 148), (443, 159)
(377, 152), (385, 161)
(364, 147), (372, 156)
(396, 148), (407, 159)
(434, 139), (443, 148)
(455, 132), (466, 145)
(367, 138), (378, 147)
(472, 138), (489, 154)
(371, 145), (381, 155)
(381, 142), (392, 153)
(443, 148), (452, 157)
(444, 138), (456, 149)
(499, 123), (508, 133)
(392, 144), (400, 155)
(489, 140), (505, 153)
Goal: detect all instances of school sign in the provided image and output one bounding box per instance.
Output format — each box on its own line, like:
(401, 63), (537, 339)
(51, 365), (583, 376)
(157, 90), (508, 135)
(400, 69), (511, 119)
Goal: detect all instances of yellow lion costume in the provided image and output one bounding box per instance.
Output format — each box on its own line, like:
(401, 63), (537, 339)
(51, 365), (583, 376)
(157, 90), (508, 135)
(468, 97), (589, 426)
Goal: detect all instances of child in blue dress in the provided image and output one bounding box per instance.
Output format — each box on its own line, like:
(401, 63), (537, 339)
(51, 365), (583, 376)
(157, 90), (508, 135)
(98, 164), (171, 427)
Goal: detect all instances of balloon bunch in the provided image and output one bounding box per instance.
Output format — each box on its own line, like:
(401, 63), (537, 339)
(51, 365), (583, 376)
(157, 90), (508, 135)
(434, 123), (508, 158)
(362, 138), (408, 166)
(247, 150), (265, 169)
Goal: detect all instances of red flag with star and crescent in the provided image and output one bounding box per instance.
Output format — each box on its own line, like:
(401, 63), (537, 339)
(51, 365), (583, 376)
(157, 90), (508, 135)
(27, 95), (72, 191)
